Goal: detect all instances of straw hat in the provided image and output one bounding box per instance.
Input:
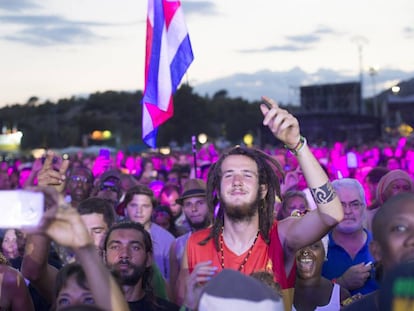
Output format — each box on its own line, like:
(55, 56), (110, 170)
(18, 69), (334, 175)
(175, 179), (206, 205)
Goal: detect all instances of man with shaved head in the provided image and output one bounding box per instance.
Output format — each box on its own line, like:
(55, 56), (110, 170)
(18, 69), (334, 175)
(343, 192), (414, 310)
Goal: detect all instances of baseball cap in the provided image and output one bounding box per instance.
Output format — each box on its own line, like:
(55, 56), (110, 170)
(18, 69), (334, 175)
(98, 170), (121, 194)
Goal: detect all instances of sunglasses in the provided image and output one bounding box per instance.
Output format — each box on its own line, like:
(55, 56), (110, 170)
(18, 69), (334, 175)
(99, 184), (119, 193)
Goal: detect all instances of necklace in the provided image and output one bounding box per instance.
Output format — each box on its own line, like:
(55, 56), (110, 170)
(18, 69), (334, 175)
(219, 228), (260, 271)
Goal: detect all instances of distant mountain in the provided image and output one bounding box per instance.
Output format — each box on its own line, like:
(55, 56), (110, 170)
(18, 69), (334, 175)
(193, 67), (414, 105)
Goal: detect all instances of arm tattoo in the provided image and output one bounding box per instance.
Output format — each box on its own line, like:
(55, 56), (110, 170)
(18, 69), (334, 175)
(310, 181), (336, 204)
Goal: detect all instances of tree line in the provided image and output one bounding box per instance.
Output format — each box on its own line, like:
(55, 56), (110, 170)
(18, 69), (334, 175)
(0, 85), (285, 151)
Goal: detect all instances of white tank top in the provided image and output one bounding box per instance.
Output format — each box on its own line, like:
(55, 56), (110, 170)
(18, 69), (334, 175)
(292, 283), (341, 311)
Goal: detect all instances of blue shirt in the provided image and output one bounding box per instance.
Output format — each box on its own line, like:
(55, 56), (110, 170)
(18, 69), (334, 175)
(322, 229), (379, 296)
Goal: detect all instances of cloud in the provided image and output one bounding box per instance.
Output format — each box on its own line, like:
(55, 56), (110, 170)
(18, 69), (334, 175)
(0, 1), (216, 47)
(241, 25), (338, 54)
(0, 14), (113, 27)
(181, 1), (218, 16)
(4, 26), (102, 46)
(0, 0), (40, 12)
(314, 26), (336, 35)
(193, 67), (414, 105)
(287, 25), (338, 44)
(403, 26), (414, 38)
(0, 13), (121, 46)
(194, 67), (328, 104)
(240, 44), (308, 53)
(286, 34), (320, 44)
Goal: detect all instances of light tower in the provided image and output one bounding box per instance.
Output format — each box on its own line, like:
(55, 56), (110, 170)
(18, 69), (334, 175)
(351, 36), (369, 114)
(368, 66), (379, 116)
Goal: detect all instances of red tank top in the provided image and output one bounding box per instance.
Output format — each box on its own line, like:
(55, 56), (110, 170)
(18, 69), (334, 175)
(268, 222), (296, 289)
(186, 222), (296, 311)
(187, 227), (273, 276)
(186, 222), (296, 287)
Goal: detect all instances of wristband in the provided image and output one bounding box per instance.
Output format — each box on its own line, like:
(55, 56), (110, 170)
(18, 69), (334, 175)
(284, 136), (306, 156)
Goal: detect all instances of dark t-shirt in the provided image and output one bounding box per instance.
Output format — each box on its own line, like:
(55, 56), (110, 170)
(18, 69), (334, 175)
(342, 291), (378, 311)
(128, 296), (179, 311)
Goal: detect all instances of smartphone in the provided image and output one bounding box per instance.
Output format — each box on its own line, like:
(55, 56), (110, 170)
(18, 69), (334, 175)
(346, 152), (358, 169)
(0, 190), (44, 228)
(99, 148), (111, 160)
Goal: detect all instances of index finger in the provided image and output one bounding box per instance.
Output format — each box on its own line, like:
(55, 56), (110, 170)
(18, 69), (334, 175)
(261, 96), (280, 110)
(59, 158), (70, 177)
(42, 151), (55, 170)
(261, 96), (273, 110)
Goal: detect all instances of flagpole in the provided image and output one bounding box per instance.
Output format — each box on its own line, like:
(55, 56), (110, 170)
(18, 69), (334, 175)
(192, 135), (198, 178)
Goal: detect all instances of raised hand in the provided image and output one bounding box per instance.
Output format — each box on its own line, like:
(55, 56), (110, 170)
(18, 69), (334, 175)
(260, 96), (301, 149)
(37, 151), (70, 193)
(42, 205), (93, 249)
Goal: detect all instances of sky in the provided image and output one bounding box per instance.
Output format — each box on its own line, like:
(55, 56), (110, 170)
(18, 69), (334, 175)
(1, 0), (414, 107)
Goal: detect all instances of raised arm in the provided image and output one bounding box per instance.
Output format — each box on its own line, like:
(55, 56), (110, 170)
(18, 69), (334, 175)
(45, 206), (129, 311)
(260, 96), (343, 252)
(22, 158), (43, 188)
(21, 186), (62, 304)
(1, 265), (35, 311)
(21, 233), (59, 305)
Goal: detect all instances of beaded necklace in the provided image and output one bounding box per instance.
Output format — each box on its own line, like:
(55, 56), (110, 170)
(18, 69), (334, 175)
(219, 228), (260, 271)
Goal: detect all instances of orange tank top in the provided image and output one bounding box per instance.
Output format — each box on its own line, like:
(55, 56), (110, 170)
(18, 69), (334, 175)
(186, 223), (296, 311)
(187, 228), (273, 276)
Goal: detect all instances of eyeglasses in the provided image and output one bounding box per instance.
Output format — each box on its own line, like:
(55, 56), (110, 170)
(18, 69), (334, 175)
(341, 201), (363, 210)
(69, 175), (89, 183)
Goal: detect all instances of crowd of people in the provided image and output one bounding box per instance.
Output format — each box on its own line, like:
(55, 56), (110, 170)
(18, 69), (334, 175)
(0, 96), (413, 310)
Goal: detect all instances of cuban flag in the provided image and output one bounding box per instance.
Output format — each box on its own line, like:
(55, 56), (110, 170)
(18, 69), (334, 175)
(142, 0), (194, 148)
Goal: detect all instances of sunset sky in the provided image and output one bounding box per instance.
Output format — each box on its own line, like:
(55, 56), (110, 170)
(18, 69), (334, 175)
(1, 0), (413, 106)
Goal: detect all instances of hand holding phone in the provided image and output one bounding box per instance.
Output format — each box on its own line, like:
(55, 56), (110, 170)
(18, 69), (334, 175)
(0, 190), (44, 229)
(99, 148), (111, 160)
(93, 149), (112, 176)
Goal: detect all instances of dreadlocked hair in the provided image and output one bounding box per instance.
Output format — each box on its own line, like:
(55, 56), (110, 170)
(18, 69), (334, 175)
(200, 145), (284, 251)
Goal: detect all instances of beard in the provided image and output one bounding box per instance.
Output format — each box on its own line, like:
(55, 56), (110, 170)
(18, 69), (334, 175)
(109, 259), (146, 286)
(186, 216), (210, 230)
(221, 189), (261, 222)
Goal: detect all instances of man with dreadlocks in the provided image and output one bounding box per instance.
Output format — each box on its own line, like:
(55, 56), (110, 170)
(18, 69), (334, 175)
(178, 96), (344, 311)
